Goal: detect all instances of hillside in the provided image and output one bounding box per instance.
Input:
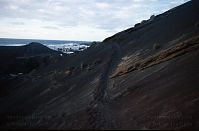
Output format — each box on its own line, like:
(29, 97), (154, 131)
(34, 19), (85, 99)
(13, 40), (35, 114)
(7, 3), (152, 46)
(0, 0), (199, 129)
(0, 42), (62, 74)
(0, 42), (63, 97)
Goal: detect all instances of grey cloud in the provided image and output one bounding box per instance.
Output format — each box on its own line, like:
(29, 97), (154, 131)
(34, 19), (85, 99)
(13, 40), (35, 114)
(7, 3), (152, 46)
(10, 22), (25, 25)
(0, 0), (190, 32)
(42, 26), (59, 30)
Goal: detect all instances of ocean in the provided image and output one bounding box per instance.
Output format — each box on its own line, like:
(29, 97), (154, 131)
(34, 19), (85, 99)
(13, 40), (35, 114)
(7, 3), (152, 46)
(0, 38), (92, 53)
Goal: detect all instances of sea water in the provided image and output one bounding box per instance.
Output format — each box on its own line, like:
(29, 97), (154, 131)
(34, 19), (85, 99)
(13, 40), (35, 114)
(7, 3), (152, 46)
(0, 38), (91, 54)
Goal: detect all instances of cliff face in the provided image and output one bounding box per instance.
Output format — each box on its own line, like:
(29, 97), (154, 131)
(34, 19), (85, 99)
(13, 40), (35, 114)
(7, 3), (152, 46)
(0, 0), (199, 130)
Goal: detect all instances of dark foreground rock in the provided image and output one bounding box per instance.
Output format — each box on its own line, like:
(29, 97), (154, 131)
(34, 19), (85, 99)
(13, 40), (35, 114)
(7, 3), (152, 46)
(0, 0), (199, 130)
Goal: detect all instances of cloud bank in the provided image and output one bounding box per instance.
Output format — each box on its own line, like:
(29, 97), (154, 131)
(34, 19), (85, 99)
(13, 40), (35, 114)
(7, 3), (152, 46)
(0, 0), (190, 41)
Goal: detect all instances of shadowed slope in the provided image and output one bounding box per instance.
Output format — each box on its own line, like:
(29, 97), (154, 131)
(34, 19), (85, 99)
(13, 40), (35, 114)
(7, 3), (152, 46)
(0, 0), (199, 130)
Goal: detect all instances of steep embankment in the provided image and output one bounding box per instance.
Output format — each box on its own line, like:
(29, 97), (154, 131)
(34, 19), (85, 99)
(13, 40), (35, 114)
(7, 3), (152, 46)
(103, 0), (199, 129)
(0, 0), (199, 130)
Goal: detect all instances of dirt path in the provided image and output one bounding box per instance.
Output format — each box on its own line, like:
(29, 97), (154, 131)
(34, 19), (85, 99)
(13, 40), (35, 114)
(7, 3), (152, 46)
(87, 43), (122, 129)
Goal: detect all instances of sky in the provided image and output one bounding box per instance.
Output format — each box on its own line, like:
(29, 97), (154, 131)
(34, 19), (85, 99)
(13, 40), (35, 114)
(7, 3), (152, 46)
(0, 0), (190, 41)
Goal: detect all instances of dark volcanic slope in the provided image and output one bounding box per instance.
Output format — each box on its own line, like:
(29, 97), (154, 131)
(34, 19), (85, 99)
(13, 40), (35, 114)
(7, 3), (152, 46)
(0, 42), (63, 97)
(0, 0), (199, 130)
(0, 42), (62, 74)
